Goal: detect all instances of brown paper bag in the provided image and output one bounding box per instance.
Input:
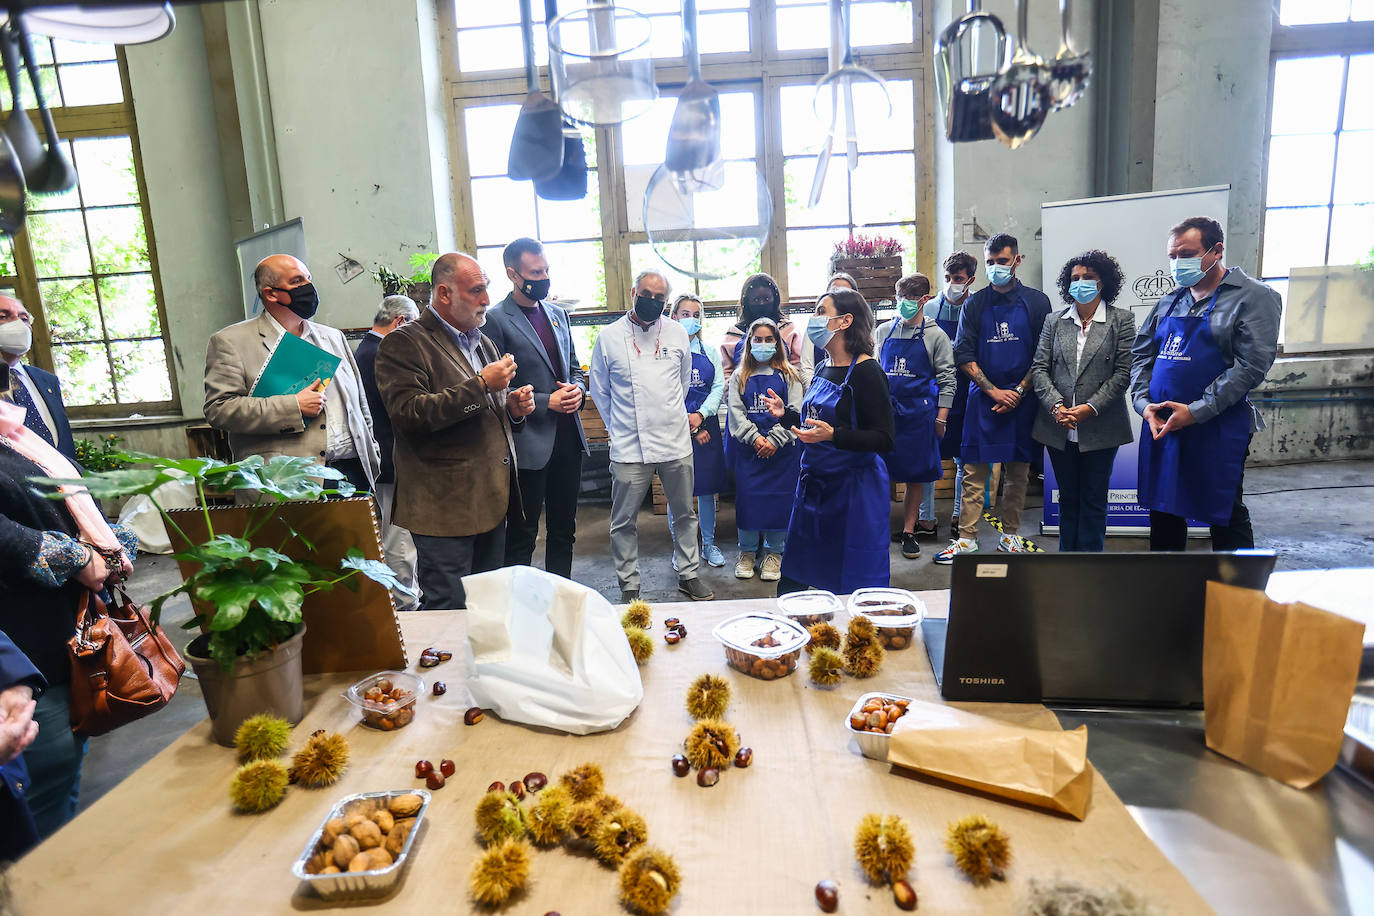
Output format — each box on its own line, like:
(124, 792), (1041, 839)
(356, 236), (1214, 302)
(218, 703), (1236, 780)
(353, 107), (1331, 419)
(1203, 581), (1363, 788)
(887, 700), (1093, 819)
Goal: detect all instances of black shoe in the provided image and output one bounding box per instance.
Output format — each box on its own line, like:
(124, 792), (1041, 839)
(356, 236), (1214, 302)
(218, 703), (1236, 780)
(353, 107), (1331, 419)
(949, 516), (959, 538)
(901, 533), (921, 559)
(678, 577), (714, 601)
(914, 522), (938, 540)
(620, 589), (640, 603)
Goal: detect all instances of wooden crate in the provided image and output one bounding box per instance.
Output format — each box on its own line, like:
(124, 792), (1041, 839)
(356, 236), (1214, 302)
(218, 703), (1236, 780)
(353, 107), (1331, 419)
(890, 459), (958, 502)
(579, 394), (609, 444)
(831, 255), (904, 303)
(651, 475), (667, 515)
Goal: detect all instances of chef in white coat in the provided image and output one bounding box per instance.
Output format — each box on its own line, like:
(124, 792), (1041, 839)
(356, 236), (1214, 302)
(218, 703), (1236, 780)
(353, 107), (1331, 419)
(590, 269), (715, 604)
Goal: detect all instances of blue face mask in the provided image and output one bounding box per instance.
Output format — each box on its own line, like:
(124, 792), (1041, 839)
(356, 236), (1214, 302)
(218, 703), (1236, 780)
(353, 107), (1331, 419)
(897, 298), (924, 320)
(807, 314), (837, 349)
(750, 342), (777, 363)
(678, 316), (701, 336)
(987, 263), (1014, 287)
(1170, 248), (1217, 289)
(1068, 280), (1099, 304)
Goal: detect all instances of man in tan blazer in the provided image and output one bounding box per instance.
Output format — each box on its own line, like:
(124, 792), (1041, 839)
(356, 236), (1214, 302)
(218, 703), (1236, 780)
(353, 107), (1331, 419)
(374, 252), (536, 609)
(203, 254), (381, 493)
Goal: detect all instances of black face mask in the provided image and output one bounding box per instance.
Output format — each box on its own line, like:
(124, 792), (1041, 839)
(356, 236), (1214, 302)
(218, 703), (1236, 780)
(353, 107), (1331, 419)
(517, 275), (551, 302)
(634, 294), (665, 324)
(272, 282), (319, 320)
(742, 292), (779, 324)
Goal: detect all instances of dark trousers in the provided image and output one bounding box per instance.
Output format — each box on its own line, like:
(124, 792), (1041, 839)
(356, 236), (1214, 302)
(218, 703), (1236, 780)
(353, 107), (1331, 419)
(328, 456), (371, 494)
(1048, 442), (1117, 552)
(504, 424), (584, 579)
(1149, 465), (1254, 551)
(25, 685), (87, 840)
(413, 525), (506, 609)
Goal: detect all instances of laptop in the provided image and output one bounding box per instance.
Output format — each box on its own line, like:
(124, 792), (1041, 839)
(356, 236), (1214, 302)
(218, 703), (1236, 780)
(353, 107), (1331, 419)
(922, 551), (1278, 708)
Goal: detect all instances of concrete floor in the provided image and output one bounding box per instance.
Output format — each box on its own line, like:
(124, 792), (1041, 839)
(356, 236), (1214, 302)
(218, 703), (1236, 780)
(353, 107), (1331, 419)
(82, 458), (1374, 811)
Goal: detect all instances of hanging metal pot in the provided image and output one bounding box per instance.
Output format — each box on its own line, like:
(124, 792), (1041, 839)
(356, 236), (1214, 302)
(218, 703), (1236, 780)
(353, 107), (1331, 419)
(987, 0), (1052, 149)
(549, 0), (657, 128)
(1047, 0), (1092, 111)
(933, 2), (1011, 144)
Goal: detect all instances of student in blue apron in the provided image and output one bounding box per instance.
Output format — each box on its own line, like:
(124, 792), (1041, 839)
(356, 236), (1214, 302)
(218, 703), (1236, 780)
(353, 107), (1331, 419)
(763, 288), (894, 596)
(936, 233), (1053, 564)
(1130, 216), (1281, 550)
(800, 271), (856, 385)
(726, 318), (804, 582)
(875, 273), (956, 559)
(667, 294), (728, 568)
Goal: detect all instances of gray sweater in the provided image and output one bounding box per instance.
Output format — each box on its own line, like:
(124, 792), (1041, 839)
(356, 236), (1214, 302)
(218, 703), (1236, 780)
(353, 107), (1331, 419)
(874, 316), (957, 408)
(726, 369), (806, 448)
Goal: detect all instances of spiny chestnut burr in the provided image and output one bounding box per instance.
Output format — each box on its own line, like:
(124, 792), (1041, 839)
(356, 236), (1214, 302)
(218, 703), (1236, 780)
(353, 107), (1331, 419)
(432, 681), (447, 696)
(893, 879), (918, 910)
(464, 707), (484, 725)
(488, 781), (505, 793)
(671, 754), (690, 777)
(510, 779), (526, 799)
(440, 759), (455, 777)
(734, 746), (753, 768)
(425, 770), (445, 790)
(815, 879), (839, 912)
(415, 759), (433, 778)
(697, 767), (720, 787)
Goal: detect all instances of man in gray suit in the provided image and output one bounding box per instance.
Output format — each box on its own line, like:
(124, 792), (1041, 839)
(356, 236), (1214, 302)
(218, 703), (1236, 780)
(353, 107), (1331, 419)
(483, 238), (589, 579)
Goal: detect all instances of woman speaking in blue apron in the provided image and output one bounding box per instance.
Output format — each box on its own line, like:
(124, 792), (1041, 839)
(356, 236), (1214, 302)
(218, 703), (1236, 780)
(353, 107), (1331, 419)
(763, 288), (894, 596)
(876, 273), (956, 560)
(726, 318), (803, 582)
(669, 294), (727, 568)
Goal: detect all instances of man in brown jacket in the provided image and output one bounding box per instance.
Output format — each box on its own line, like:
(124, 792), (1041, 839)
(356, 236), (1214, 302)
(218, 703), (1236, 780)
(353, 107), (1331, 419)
(374, 253), (535, 609)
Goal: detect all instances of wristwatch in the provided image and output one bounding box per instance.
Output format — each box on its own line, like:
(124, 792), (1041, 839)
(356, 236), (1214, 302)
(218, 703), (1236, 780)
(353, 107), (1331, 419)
(1013, 384), (1024, 395)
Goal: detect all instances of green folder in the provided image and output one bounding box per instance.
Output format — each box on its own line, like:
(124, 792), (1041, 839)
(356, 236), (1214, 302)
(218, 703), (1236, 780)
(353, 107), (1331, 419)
(251, 332), (342, 398)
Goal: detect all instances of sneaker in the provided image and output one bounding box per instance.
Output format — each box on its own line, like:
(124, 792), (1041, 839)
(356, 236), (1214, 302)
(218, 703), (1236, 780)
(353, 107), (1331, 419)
(914, 522), (938, 540)
(678, 577), (714, 601)
(734, 551), (756, 579)
(620, 589), (640, 603)
(934, 538), (978, 565)
(997, 533), (1043, 553)
(759, 553), (782, 581)
(901, 533), (921, 559)
(702, 544), (726, 568)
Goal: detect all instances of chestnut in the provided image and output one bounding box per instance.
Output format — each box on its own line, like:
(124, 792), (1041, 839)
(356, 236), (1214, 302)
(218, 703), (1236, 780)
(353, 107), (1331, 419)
(734, 746), (753, 768)
(815, 879), (839, 913)
(509, 779), (526, 799)
(375, 678), (393, 694)
(487, 781), (506, 793)
(671, 754), (690, 777)
(437, 649), (453, 662)
(425, 770), (446, 790)
(440, 758), (455, 778)
(664, 630), (681, 645)
(524, 772), (548, 793)
(464, 707), (484, 725)
(672, 623), (687, 638)
(414, 759), (433, 778)
(696, 767), (720, 787)
(664, 617), (680, 628)
(432, 681), (447, 696)
(419, 653), (440, 668)
(893, 879), (917, 910)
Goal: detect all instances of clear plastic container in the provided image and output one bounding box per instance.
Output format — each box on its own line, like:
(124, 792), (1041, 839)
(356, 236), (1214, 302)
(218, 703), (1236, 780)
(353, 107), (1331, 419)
(344, 671), (423, 731)
(712, 613), (810, 680)
(293, 789), (431, 899)
(775, 589), (842, 627)
(846, 587), (925, 650)
(845, 692), (914, 760)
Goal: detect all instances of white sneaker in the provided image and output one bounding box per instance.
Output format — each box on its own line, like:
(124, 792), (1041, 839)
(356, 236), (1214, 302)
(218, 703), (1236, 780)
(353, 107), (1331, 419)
(703, 544), (726, 567)
(759, 553), (782, 581)
(997, 533), (1042, 553)
(934, 538), (978, 565)
(734, 551), (756, 579)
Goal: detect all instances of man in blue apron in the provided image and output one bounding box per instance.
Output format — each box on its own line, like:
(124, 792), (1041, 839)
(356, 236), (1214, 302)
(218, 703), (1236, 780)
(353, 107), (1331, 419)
(936, 233), (1052, 564)
(1130, 216), (1281, 550)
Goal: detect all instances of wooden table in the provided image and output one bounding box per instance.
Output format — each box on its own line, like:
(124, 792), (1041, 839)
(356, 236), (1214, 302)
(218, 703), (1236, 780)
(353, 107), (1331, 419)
(7, 595), (1210, 914)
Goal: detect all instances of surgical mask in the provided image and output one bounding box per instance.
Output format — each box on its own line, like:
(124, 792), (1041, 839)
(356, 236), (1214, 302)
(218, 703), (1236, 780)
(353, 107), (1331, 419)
(634, 294), (665, 324)
(1169, 248), (1216, 288)
(1068, 280), (1099, 305)
(987, 264), (1014, 287)
(678, 316), (701, 336)
(897, 298), (924, 320)
(750, 342), (777, 363)
(0, 319), (31, 357)
(517, 274), (551, 302)
(944, 280), (969, 300)
(807, 314), (837, 349)
(742, 291), (779, 323)
(272, 282), (319, 320)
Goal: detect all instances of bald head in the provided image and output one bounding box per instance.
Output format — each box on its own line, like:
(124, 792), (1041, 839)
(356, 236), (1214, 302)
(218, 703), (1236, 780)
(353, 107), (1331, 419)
(430, 251), (490, 332)
(254, 255), (308, 295)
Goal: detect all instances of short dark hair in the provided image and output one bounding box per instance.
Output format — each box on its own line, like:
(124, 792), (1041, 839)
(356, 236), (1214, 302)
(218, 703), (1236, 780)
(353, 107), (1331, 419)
(942, 251), (977, 278)
(820, 287), (875, 356)
(827, 270), (856, 290)
(502, 237), (544, 270)
(984, 233), (1018, 257)
(896, 273), (931, 299)
(1056, 250), (1125, 307)
(1168, 216), (1224, 251)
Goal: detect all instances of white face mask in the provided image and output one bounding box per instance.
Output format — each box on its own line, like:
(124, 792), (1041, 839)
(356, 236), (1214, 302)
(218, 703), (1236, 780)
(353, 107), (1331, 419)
(0, 319), (31, 357)
(944, 280), (969, 300)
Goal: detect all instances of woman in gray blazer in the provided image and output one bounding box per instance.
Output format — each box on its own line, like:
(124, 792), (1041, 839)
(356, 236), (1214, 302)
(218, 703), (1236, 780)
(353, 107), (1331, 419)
(1031, 250), (1136, 551)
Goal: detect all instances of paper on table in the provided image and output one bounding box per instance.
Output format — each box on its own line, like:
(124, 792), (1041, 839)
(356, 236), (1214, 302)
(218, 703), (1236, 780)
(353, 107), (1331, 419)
(250, 331), (342, 398)
(887, 699), (1093, 819)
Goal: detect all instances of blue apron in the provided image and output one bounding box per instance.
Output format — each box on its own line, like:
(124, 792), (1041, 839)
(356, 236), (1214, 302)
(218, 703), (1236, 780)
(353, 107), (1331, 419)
(880, 322), (942, 483)
(932, 296), (968, 460)
(686, 347), (727, 496)
(781, 359), (891, 593)
(733, 369), (802, 530)
(721, 335), (748, 473)
(1136, 275), (1251, 525)
(961, 291), (1038, 463)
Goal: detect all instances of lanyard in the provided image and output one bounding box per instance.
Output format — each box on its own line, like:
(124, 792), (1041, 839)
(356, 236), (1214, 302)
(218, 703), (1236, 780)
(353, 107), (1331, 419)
(629, 320), (662, 358)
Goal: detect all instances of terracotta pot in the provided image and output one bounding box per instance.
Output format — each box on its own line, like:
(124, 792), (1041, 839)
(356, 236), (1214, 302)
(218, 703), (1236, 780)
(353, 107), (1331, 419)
(186, 626), (306, 747)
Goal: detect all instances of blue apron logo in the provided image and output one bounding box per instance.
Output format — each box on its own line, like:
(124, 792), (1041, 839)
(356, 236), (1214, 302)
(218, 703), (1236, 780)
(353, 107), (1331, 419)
(1160, 333), (1190, 361)
(690, 368), (703, 387)
(891, 356), (910, 376)
(988, 321), (1018, 343)
(749, 393), (770, 414)
(806, 403), (821, 421)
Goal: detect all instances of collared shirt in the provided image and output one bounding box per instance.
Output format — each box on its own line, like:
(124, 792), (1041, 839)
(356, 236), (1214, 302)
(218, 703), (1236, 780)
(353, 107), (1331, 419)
(264, 311), (358, 461)
(1129, 266), (1281, 432)
(432, 309), (489, 373)
(1059, 303), (1107, 442)
(589, 314), (693, 464)
(874, 315), (958, 408)
(9, 363), (57, 438)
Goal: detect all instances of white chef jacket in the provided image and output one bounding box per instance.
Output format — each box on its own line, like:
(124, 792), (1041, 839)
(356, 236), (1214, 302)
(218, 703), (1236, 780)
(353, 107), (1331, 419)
(590, 314), (693, 464)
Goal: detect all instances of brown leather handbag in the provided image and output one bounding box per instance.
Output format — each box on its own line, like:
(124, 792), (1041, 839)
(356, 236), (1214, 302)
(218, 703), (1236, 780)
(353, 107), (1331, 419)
(67, 586), (186, 737)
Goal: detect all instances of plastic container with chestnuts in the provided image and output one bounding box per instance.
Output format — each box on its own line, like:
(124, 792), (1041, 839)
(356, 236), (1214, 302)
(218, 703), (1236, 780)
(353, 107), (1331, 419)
(345, 671), (423, 731)
(846, 587), (925, 650)
(712, 613), (810, 681)
(845, 692), (914, 760)
(774, 589), (842, 627)
(292, 789), (431, 899)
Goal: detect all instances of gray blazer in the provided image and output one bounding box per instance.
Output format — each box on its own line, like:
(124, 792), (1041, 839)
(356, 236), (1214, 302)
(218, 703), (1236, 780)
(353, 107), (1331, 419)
(1030, 303), (1136, 453)
(483, 294), (589, 471)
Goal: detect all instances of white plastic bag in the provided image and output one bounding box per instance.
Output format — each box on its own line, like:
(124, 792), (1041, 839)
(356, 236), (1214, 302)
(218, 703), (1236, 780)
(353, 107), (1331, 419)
(462, 566), (643, 734)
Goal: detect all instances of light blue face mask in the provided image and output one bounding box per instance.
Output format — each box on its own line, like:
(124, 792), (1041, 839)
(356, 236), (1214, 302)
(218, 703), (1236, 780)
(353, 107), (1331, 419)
(1068, 279), (1099, 305)
(750, 342), (777, 362)
(1169, 250), (1216, 289)
(897, 298), (924, 320)
(987, 263), (1014, 287)
(807, 314), (837, 349)
(678, 316), (701, 336)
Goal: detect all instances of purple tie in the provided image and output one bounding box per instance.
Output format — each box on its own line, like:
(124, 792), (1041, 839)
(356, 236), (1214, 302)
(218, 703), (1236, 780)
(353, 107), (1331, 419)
(11, 373), (54, 445)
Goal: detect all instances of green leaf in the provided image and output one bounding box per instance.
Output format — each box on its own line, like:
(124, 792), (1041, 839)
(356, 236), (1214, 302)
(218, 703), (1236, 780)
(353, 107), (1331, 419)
(280, 520), (316, 552)
(27, 467), (172, 499)
(252, 455), (337, 500)
(341, 550), (418, 597)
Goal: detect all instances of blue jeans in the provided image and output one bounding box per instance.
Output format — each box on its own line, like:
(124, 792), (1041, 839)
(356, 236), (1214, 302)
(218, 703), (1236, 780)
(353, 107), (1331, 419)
(668, 495), (717, 546)
(1048, 442), (1117, 552)
(25, 684), (88, 839)
(738, 529), (786, 553)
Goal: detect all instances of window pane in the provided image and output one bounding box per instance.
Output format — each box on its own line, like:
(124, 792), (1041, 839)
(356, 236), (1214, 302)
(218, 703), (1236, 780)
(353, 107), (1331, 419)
(1329, 204), (1374, 264)
(620, 96), (679, 167)
(40, 277), (100, 342)
(110, 339), (172, 402)
(475, 246), (507, 300)
(698, 11), (750, 54)
(471, 176), (537, 246)
(99, 274), (161, 338)
(1261, 206), (1330, 276)
(458, 25), (547, 73)
(696, 238), (761, 299)
(52, 39), (115, 63)
(788, 227), (848, 299)
(718, 92), (757, 159)
(1271, 57), (1344, 134)
(542, 240), (604, 308)
(851, 153), (916, 225)
(57, 61), (123, 106)
(1345, 54), (1374, 130)
(849, 1), (915, 48)
(1333, 131), (1374, 203)
(775, 4), (828, 51)
(780, 83), (826, 156)
(536, 171), (602, 238)
(72, 137), (139, 206)
(776, 0), (912, 50)
(1279, 0), (1350, 24)
(463, 104), (522, 177)
(1266, 134), (1336, 206)
(1355, 0), (1374, 19)
(631, 240), (698, 299)
(689, 160), (766, 229)
(456, 2), (536, 28)
(783, 156), (848, 227)
(87, 206), (150, 273)
(25, 141), (81, 212)
(51, 342), (114, 405)
(0, 236), (14, 275)
(28, 210), (92, 277)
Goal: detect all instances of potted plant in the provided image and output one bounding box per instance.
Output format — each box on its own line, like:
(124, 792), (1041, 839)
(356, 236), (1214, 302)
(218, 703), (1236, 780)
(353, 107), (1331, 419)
(73, 434), (131, 519)
(373, 251), (440, 306)
(830, 234), (907, 304)
(32, 453), (412, 746)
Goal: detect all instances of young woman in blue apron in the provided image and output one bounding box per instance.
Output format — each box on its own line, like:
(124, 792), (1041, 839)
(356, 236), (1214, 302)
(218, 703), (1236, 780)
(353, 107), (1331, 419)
(1137, 271), (1252, 535)
(766, 288), (893, 596)
(669, 295), (728, 568)
(727, 318), (803, 581)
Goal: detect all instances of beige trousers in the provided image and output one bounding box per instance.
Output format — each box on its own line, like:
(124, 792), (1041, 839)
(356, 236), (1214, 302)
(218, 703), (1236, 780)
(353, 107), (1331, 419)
(958, 461), (1030, 540)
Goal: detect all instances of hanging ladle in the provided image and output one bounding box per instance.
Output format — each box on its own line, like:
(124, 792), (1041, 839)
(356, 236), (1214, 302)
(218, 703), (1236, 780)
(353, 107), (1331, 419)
(15, 17), (74, 192)
(1047, 0), (1092, 111)
(508, 0), (565, 182)
(0, 22), (40, 186)
(663, 0), (721, 189)
(807, 0), (888, 206)
(987, 0), (1051, 149)
(0, 132), (27, 234)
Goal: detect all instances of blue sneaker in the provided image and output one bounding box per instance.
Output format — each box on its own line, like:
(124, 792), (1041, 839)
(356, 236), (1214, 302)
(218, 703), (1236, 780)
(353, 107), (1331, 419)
(702, 544), (726, 568)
